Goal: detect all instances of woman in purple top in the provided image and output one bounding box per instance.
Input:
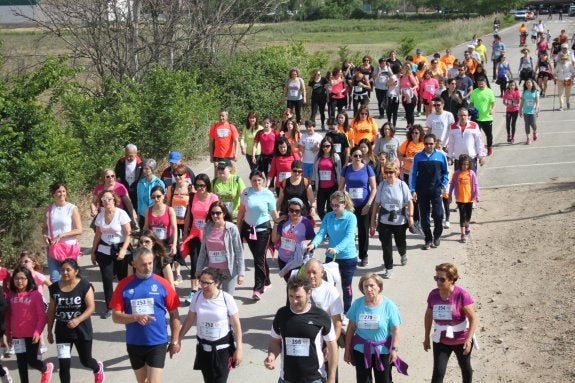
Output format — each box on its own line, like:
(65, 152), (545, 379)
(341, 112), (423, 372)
(339, 146), (377, 267)
(423, 263), (478, 383)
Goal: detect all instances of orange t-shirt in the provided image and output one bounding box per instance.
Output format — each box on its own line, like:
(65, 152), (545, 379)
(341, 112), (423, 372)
(209, 122), (239, 158)
(412, 55), (428, 66)
(456, 170), (472, 203)
(463, 58), (478, 75)
(398, 140), (424, 173)
(351, 119), (377, 144)
(440, 54), (456, 68)
(338, 126), (355, 147)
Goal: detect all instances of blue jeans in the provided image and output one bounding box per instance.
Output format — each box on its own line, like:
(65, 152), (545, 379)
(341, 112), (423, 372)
(326, 256), (357, 313)
(47, 254), (62, 283)
(418, 192), (444, 243)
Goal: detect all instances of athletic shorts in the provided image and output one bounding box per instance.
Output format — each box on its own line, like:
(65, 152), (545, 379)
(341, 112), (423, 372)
(303, 162), (313, 178)
(127, 343), (167, 370)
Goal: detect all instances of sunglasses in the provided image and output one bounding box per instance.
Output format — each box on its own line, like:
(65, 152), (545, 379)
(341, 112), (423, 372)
(352, 154), (363, 158)
(195, 184), (207, 189)
(424, 142), (435, 146)
(322, 145), (331, 148)
(360, 113), (369, 116)
(151, 194), (164, 199)
(105, 174), (115, 179)
(210, 211), (223, 216)
(288, 208), (301, 214)
(100, 197), (114, 202)
(433, 103), (442, 107)
(384, 171), (396, 174)
(292, 169), (303, 174)
(434, 276), (447, 283)
(175, 173), (185, 177)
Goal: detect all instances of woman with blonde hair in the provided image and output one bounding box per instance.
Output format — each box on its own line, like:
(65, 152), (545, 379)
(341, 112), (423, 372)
(307, 190), (357, 313)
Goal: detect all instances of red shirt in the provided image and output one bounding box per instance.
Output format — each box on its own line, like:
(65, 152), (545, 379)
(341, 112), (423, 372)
(209, 122), (239, 159)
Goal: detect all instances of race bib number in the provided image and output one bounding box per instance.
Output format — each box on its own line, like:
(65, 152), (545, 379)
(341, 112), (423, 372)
(208, 251), (227, 264)
(285, 337), (310, 357)
(198, 321), (224, 339)
(103, 233), (121, 244)
(354, 86), (363, 93)
(526, 99), (535, 107)
(195, 219), (206, 230)
(358, 314), (380, 330)
(319, 170), (332, 181)
(13, 339), (26, 353)
(130, 298), (155, 315)
(279, 172), (291, 182)
(433, 304), (453, 320)
(333, 143), (342, 152)
(508, 99), (517, 107)
(280, 237), (296, 252)
(432, 120), (444, 132)
(305, 139), (315, 150)
(349, 188), (363, 200)
(384, 204), (397, 211)
(289, 89), (299, 98)
(173, 205), (187, 219)
(57, 343), (71, 359)
(425, 84), (434, 92)
(217, 128), (229, 138)
(152, 227), (167, 240)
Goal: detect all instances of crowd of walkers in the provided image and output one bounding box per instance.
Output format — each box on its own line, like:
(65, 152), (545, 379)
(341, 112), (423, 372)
(1, 21), (572, 383)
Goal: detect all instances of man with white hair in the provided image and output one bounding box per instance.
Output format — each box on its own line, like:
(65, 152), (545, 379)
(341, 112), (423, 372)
(467, 45), (482, 64)
(115, 143), (143, 217)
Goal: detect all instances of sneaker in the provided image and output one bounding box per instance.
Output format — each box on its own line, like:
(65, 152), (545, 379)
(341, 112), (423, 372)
(526, 137), (531, 145)
(184, 291), (196, 303)
(94, 361), (105, 383)
(1, 367), (12, 383)
(359, 258), (369, 267)
(400, 254), (408, 266)
(175, 274), (183, 285)
(382, 269), (393, 279)
(443, 220), (450, 229)
(487, 147), (493, 156)
(5, 344), (14, 357)
(100, 310), (112, 319)
(421, 242), (432, 250)
(568, 102), (571, 109)
(263, 284), (272, 293)
(41, 362), (53, 383)
(252, 291), (261, 301)
(432, 238), (441, 248)
(460, 234), (467, 243)
(465, 226), (471, 235)
(533, 131), (538, 141)
(511, 137), (515, 144)
(507, 135), (511, 143)
(341, 315), (349, 326)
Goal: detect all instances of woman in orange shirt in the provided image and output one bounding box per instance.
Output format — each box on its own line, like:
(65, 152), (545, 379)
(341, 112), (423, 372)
(398, 124), (425, 227)
(351, 105), (378, 144)
(336, 112), (355, 150)
(448, 154), (480, 243)
(281, 117), (301, 156)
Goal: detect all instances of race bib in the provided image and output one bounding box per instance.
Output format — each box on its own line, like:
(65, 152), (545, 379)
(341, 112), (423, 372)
(224, 202), (234, 214)
(279, 172), (291, 182)
(354, 86), (363, 93)
(508, 99), (517, 107)
(384, 204), (397, 211)
(103, 233), (121, 244)
(425, 84), (434, 92)
(57, 343), (71, 359)
(217, 128), (229, 138)
(208, 250), (227, 264)
(289, 89), (299, 98)
(333, 143), (342, 152)
(319, 170), (332, 181)
(432, 120), (444, 132)
(349, 188), (363, 200)
(433, 304), (453, 320)
(195, 219), (206, 230)
(285, 337), (310, 357)
(358, 314), (380, 330)
(526, 99), (535, 107)
(280, 237), (296, 252)
(305, 139), (315, 150)
(130, 298), (155, 315)
(173, 205), (187, 219)
(198, 321), (224, 339)
(152, 227), (167, 240)
(13, 338), (26, 353)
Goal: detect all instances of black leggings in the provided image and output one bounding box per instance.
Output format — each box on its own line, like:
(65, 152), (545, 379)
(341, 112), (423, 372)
(188, 237), (201, 279)
(431, 341), (473, 383)
(354, 204), (370, 261)
(477, 120), (493, 148)
(457, 202), (473, 227)
(15, 338), (48, 383)
(375, 88), (388, 116)
(310, 96), (327, 126)
(402, 96), (416, 126)
(377, 222), (407, 270)
(330, 98), (346, 120)
(505, 111), (518, 137)
(57, 338), (100, 383)
(353, 349), (392, 383)
(287, 99), (303, 123)
(241, 223), (271, 292)
(386, 97), (399, 128)
(442, 197), (450, 222)
(316, 185), (338, 220)
(96, 250), (129, 308)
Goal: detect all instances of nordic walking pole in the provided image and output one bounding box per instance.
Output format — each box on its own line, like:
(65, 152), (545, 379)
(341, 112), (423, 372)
(552, 78), (556, 111)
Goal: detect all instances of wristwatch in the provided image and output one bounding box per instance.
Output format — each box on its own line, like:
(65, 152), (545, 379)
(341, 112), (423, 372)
(391, 346), (398, 352)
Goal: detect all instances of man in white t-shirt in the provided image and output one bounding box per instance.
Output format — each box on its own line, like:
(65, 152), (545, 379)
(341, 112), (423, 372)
(299, 120), (323, 180)
(425, 97), (455, 150)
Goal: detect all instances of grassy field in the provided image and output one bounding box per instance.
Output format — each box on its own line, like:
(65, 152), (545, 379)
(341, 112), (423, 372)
(0, 14), (508, 75)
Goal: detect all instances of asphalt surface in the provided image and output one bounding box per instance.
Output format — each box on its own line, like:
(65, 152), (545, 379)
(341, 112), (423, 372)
(4, 18), (575, 383)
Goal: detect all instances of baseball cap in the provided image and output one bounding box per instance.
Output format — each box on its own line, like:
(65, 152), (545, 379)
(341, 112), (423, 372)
(561, 43), (569, 49)
(168, 151), (182, 164)
(217, 159), (232, 168)
(416, 48), (423, 54)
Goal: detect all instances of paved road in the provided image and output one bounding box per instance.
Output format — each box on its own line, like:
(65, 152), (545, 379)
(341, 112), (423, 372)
(5, 19), (575, 383)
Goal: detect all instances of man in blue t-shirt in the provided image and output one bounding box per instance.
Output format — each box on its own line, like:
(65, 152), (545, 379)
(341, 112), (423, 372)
(110, 248), (181, 382)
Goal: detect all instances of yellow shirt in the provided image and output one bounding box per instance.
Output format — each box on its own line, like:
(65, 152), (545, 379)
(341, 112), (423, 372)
(475, 44), (487, 63)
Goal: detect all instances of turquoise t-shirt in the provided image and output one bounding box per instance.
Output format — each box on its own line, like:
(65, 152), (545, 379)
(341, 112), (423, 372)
(347, 296), (402, 354)
(521, 90), (539, 115)
(469, 87), (496, 121)
(240, 187), (276, 227)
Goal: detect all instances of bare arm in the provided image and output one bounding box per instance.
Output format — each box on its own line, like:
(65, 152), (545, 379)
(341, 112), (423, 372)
(462, 304), (478, 355)
(264, 337), (282, 370)
(423, 307), (433, 351)
(168, 207), (178, 255)
(326, 339), (338, 383)
(230, 313), (243, 366)
(178, 311), (197, 343)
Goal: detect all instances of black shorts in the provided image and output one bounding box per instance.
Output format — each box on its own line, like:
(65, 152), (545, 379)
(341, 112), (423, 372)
(127, 343), (167, 370)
